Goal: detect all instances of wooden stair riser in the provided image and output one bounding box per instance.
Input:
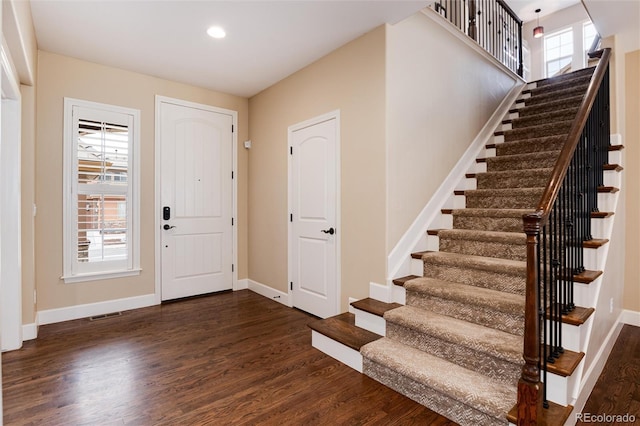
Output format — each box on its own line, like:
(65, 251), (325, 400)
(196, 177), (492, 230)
(406, 291), (524, 336)
(422, 260), (525, 295)
(385, 322), (523, 387)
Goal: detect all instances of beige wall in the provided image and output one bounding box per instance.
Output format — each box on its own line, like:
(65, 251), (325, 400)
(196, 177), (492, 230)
(386, 11), (519, 251)
(248, 26), (387, 310)
(35, 51), (248, 311)
(623, 49), (640, 312)
(21, 84), (36, 324)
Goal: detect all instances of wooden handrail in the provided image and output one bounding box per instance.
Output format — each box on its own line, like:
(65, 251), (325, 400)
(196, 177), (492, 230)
(517, 48), (611, 425)
(532, 48), (611, 225)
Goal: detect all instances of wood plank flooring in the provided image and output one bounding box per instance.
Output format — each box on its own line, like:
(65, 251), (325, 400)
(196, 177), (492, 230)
(576, 324), (640, 425)
(2, 290), (455, 425)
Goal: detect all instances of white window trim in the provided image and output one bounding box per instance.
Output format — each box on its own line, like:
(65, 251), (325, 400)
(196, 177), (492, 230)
(543, 26), (573, 78)
(62, 98), (141, 283)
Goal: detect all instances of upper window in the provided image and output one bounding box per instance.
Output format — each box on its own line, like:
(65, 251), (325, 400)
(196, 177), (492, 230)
(583, 22), (597, 60)
(63, 98), (140, 283)
(544, 28), (573, 77)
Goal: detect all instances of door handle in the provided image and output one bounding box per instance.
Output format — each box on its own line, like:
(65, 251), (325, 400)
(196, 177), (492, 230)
(163, 224), (176, 230)
(321, 227), (335, 235)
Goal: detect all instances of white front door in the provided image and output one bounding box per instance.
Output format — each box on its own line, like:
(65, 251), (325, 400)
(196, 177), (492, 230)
(159, 100), (233, 301)
(289, 112), (340, 318)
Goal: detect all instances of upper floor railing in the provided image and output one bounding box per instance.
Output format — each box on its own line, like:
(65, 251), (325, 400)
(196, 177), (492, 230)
(433, 0), (523, 76)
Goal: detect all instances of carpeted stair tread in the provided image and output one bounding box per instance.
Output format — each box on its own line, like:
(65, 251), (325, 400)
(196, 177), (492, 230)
(450, 208), (532, 233)
(532, 66), (594, 87)
(523, 84), (589, 106)
(405, 277), (524, 318)
(405, 282), (525, 336)
(502, 120), (573, 141)
(513, 95), (584, 117)
(476, 168), (553, 189)
(485, 150), (561, 172)
(422, 251), (525, 295)
(494, 135), (566, 156)
(384, 306), (524, 365)
(463, 187), (544, 209)
(361, 338), (517, 422)
(436, 229), (526, 261)
(528, 74), (592, 95)
(509, 107), (579, 129)
(437, 229), (525, 244)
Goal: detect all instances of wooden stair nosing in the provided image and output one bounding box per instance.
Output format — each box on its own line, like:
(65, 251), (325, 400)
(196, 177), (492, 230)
(574, 269), (603, 284)
(392, 274), (420, 287)
(598, 185), (619, 193)
(350, 298), (402, 317)
(544, 345), (585, 377)
(608, 144), (624, 151)
(411, 250), (433, 260)
(466, 172), (477, 179)
(426, 229), (442, 236)
(308, 313), (381, 351)
(507, 401), (573, 425)
(546, 306), (595, 326)
(603, 163), (623, 172)
(441, 208), (453, 215)
(454, 190), (465, 196)
(583, 238), (609, 249)
(592, 211), (614, 219)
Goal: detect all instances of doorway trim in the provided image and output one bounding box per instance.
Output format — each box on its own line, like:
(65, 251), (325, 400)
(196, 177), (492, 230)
(154, 96), (238, 303)
(287, 110), (341, 315)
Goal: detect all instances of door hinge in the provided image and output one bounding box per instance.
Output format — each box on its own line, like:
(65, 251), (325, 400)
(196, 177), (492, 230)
(290, 282), (293, 291)
(290, 213), (293, 222)
(232, 171), (234, 179)
(232, 124), (234, 133)
(290, 146), (293, 155)
(232, 217), (234, 226)
(232, 264), (235, 272)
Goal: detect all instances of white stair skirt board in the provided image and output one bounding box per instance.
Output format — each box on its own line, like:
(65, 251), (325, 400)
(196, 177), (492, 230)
(311, 330), (363, 372)
(354, 308), (386, 336)
(247, 279), (291, 307)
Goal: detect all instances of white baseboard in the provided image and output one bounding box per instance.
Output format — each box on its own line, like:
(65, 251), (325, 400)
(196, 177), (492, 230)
(235, 278), (249, 290)
(247, 279), (291, 307)
(22, 320), (38, 341)
(620, 309), (640, 326)
(37, 293), (157, 325)
(572, 313), (626, 423)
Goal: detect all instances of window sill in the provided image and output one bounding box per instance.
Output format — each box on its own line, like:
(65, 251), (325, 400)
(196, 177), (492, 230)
(61, 268), (142, 284)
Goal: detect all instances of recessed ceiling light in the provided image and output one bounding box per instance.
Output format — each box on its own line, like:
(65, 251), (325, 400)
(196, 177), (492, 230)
(207, 26), (226, 39)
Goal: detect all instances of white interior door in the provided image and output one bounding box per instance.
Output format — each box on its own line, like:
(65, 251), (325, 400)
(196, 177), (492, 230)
(159, 101), (233, 301)
(290, 113), (340, 318)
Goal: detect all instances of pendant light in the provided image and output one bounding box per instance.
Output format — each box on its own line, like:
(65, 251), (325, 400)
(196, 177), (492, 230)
(533, 9), (544, 38)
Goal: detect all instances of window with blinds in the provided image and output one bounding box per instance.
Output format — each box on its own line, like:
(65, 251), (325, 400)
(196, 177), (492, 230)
(63, 99), (140, 282)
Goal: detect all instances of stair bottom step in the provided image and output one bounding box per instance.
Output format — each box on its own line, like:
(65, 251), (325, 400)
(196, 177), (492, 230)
(362, 338), (515, 426)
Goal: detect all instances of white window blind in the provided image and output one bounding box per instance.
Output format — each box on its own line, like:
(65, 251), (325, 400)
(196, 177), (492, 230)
(63, 99), (140, 282)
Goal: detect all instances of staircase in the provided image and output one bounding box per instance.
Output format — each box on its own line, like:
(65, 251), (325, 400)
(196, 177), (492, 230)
(309, 64), (622, 426)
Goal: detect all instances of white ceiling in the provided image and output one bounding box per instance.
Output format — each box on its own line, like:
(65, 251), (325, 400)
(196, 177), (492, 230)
(503, 0), (581, 23)
(30, 0), (429, 98)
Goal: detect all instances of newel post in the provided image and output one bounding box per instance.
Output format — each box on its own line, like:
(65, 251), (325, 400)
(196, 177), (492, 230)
(518, 212), (543, 425)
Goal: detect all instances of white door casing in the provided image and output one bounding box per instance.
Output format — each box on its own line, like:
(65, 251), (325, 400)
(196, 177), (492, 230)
(289, 111), (340, 319)
(157, 98), (236, 301)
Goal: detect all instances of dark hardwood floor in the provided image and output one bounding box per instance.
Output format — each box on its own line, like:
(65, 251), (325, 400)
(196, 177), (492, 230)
(576, 324), (640, 425)
(2, 290), (455, 425)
